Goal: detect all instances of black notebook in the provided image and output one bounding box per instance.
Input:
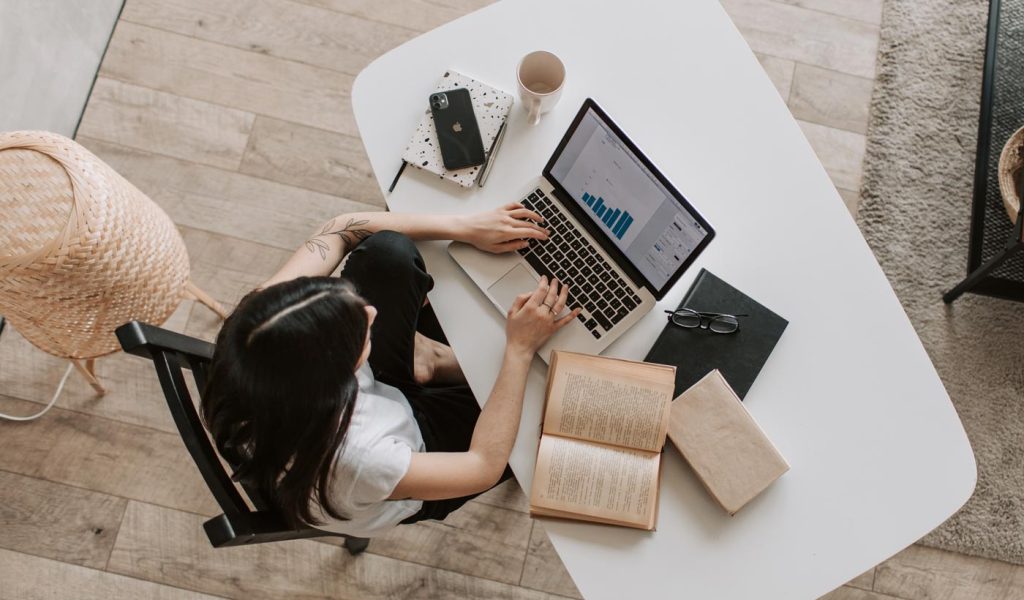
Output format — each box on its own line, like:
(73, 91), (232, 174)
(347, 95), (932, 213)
(645, 269), (788, 399)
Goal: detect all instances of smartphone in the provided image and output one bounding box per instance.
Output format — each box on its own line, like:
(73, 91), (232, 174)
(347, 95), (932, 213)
(429, 88), (486, 170)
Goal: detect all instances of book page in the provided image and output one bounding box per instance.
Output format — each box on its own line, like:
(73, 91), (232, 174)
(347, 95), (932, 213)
(530, 435), (660, 529)
(544, 352), (674, 452)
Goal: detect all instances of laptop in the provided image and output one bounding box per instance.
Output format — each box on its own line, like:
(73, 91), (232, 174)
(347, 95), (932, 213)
(448, 99), (715, 362)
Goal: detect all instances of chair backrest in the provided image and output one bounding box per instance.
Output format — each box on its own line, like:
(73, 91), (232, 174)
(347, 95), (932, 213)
(116, 320), (345, 547)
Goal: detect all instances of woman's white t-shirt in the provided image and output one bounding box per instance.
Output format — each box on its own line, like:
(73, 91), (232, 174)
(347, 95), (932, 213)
(310, 363), (425, 537)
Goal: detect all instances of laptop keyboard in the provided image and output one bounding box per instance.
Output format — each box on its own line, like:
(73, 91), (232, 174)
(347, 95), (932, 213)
(518, 189), (643, 339)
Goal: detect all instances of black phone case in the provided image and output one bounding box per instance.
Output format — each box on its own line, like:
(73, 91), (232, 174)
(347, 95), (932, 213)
(431, 88), (486, 170)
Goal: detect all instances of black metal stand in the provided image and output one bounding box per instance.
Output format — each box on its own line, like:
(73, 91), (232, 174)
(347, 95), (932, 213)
(943, 0), (1024, 303)
(945, 210), (1024, 303)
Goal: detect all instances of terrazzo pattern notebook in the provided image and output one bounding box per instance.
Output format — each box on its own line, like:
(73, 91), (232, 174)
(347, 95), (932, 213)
(402, 70), (514, 188)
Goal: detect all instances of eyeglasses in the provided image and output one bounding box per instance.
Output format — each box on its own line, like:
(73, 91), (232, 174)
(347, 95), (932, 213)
(664, 308), (748, 334)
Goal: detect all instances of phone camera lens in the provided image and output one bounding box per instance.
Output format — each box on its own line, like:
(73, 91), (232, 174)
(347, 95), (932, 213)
(432, 102), (441, 109)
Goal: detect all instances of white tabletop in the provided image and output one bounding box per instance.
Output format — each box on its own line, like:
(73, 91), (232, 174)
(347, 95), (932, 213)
(351, 1), (976, 597)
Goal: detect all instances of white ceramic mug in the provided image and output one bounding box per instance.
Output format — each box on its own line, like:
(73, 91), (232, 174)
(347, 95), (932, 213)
(517, 50), (565, 126)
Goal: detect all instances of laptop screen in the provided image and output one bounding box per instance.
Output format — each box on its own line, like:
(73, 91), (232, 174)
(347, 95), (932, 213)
(547, 106), (711, 290)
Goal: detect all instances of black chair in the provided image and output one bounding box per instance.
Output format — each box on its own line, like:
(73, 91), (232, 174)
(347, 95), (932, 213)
(116, 320), (369, 555)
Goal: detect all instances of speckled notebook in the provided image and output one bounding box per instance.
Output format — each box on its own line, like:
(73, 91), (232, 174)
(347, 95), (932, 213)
(402, 70), (514, 188)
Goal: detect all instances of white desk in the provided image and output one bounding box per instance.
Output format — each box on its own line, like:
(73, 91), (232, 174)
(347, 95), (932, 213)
(352, 1), (976, 597)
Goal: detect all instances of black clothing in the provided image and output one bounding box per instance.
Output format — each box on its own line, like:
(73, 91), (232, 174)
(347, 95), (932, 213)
(340, 231), (511, 523)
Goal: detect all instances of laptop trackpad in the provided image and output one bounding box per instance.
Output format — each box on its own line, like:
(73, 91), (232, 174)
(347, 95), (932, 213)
(487, 264), (539, 312)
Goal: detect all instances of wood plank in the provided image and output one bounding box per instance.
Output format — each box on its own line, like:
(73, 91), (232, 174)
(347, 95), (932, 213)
(474, 478), (531, 513)
(789, 63), (874, 134)
(108, 500), (564, 600)
(0, 396), (218, 517)
(99, 21), (357, 136)
(239, 116), (383, 207)
(120, 0), (415, 76)
(873, 544), (1024, 600)
(77, 78), (254, 170)
(838, 187), (860, 217)
(720, 0), (879, 79)
(520, 521), (582, 599)
(178, 225), (294, 305)
(773, 0), (883, 25)
(846, 567), (876, 591)
(77, 137), (379, 252)
(184, 298), (231, 344)
(341, 500), (532, 585)
(798, 119), (866, 192)
(290, 0), (492, 32)
(843, 565), (876, 589)
(0, 470), (127, 569)
(0, 548), (224, 600)
(756, 52), (796, 101)
(0, 301), (191, 434)
(818, 586), (903, 600)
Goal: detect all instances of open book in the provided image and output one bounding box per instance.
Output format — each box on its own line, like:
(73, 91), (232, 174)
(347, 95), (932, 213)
(529, 351), (676, 530)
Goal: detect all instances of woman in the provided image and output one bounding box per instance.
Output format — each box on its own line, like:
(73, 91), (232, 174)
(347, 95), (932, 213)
(201, 203), (580, 537)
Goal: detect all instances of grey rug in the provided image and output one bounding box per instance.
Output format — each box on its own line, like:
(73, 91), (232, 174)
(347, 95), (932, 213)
(860, 0), (1024, 564)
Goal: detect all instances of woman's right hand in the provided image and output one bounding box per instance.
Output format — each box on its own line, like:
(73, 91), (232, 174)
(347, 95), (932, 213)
(505, 276), (581, 356)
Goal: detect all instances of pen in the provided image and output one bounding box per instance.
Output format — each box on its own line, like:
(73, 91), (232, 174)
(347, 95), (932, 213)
(387, 160), (407, 193)
(478, 120), (508, 188)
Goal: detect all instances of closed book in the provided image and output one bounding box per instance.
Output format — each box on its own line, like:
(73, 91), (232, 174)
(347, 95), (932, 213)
(667, 370), (789, 515)
(645, 268), (788, 399)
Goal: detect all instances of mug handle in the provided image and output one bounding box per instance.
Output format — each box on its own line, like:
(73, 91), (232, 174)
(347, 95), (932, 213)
(527, 99), (542, 126)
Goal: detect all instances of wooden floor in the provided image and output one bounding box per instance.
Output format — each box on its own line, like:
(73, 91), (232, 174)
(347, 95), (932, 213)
(1, 0), (1021, 598)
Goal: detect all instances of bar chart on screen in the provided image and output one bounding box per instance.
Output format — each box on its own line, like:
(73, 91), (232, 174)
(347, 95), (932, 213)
(582, 191), (633, 240)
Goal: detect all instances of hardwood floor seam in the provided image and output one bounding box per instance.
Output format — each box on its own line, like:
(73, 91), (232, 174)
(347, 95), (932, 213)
(0, 395), (181, 439)
(0, 466), (217, 522)
(102, 499), (131, 572)
(518, 521), (535, 586)
(73, 136), (377, 233)
(116, 7), (414, 77)
(280, 0), (437, 34)
(47, 142), (376, 257)
(0, 547), (232, 600)
(88, 73), (364, 142)
(765, 0), (882, 26)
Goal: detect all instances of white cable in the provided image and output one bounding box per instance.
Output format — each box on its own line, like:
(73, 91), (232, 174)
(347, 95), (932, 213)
(0, 362), (75, 421)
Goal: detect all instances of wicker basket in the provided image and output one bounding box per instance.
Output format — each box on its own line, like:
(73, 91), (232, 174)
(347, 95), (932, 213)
(997, 125), (1024, 225)
(0, 131), (225, 393)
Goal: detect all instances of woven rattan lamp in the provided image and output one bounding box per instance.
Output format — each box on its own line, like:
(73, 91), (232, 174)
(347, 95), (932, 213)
(0, 131), (226, 395)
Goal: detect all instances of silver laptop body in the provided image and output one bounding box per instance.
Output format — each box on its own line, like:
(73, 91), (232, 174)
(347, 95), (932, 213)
(449, 99), (715, 363)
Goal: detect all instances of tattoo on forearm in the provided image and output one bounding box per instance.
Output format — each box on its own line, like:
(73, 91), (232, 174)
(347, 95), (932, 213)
(303, 218), (372, 260)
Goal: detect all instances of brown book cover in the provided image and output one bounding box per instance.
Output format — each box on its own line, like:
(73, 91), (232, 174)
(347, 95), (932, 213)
(667, 370), (789, 515)
(529, 351), (676, 530)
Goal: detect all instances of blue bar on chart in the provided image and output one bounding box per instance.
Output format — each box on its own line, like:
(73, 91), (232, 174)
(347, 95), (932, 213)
(602, 208), (618, 230)
(581, 190), (633, 240)
(613, 213), (634, 239)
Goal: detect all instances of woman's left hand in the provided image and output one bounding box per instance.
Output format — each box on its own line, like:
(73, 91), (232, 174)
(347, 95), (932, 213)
(457, 203), (550, 253)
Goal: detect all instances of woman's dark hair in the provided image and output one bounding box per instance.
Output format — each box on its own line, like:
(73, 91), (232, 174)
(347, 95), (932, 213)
(201, 276), (369, 527)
